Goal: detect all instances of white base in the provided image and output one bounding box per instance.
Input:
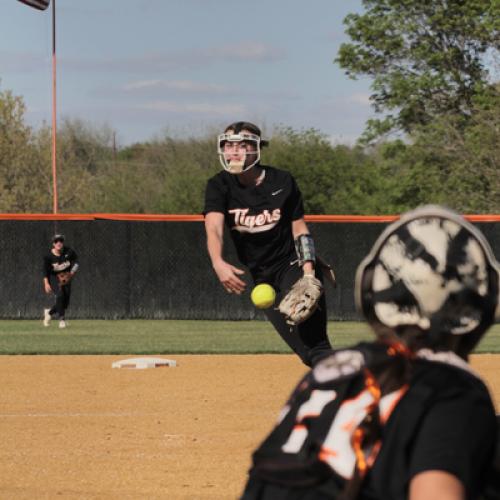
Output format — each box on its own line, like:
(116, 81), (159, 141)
(112, 357), (177, 369)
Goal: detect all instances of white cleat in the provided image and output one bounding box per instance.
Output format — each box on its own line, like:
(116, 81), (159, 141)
(43, 309), (51, 327)
(59, 320), (67, 329)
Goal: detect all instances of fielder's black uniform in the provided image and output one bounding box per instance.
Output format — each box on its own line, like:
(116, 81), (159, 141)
(43, 247), (78, 319)
(204, 165), (333, 366)
(241, 342), (498, 500)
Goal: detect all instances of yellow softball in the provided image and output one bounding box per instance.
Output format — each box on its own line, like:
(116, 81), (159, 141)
(251, 283), (276, 309)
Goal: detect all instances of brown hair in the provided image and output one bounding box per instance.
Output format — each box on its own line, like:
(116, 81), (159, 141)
(224, 121), (269, 146)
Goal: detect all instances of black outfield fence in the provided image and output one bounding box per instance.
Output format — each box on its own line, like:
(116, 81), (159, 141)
(1, 215), (499, 320)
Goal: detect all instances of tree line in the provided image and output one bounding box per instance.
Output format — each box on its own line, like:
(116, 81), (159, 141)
(0, 0), (498, 214)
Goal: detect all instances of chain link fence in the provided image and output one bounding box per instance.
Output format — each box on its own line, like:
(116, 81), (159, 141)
(1, 220), (498, 320)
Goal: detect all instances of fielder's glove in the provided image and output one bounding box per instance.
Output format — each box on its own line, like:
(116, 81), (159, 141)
(57, 272), (73, 286)
(278, 274), (323, 325)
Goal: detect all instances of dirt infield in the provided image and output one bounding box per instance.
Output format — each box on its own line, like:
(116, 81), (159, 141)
(0, 354), (498, 499)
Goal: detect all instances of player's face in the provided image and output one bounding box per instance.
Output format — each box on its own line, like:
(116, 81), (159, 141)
(53, 240), (64, 251)
(222, 129), (257, 167)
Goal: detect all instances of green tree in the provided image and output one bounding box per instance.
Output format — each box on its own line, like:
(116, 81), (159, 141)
(367, 87), (500, 213)
(263, 127), (387, 214)
(55, 119), (114, 212)
(151, 135), (218, 213)
(336, 0), (500, 139)
(0, 86), (51, 211)
(94, 134), (220, 214)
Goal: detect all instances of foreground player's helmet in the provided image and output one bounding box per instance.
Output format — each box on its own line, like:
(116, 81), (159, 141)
(217, 121), (268, 174)
(355, 205), (500, 356)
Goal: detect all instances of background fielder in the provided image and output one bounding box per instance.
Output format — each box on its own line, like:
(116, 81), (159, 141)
(43, 234), (79, 329)
(204, 121), (333, 367)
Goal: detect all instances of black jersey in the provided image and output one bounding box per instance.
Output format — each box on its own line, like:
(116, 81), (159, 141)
(43, 247), (79, 279)
(203, 166), (305, 275)
(245, 342), (497, 500)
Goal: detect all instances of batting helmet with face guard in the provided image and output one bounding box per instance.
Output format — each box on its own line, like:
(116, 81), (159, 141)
(217, 121), (268, 174)
(355, 205), (500, 357)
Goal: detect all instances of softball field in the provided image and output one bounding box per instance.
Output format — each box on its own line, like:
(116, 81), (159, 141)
(1, 353), (499, 499)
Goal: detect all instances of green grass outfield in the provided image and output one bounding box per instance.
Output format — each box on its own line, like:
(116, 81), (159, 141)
(0, 320), (499, 355)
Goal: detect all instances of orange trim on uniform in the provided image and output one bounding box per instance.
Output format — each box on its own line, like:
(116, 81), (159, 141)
(350, 369), (382, 477)
(352, 428), (368, 473)
(318, 446), (338, 461)
(364, 370), (382, 402)
(385, 341), (415, 358)
(298, 412), (323, 422)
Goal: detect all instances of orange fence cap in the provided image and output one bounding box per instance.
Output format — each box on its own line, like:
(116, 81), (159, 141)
(0, 213), (499, 222)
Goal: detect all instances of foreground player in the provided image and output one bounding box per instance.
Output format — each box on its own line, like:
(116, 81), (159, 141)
(241, 205), (499, 500)
(43, 234), (79, 328)
(204, 121), (333, 367)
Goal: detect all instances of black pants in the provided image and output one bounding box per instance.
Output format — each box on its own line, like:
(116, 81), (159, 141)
(49, 277), (71, 319)
(254, 261), (333, 367)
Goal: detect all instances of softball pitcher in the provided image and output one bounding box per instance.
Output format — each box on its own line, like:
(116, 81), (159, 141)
(204, 121), (334, 367)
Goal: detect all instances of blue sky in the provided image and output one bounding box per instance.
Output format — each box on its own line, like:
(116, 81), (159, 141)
(2, 0), (373, 145)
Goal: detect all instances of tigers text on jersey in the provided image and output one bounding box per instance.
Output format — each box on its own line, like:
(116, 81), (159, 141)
(43, 247), (79, 278)
(203, 166), (305, 275)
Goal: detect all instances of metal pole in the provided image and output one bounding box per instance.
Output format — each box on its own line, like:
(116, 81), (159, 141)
(51, 0), (58, 214)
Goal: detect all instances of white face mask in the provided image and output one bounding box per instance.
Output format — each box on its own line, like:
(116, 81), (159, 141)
(217, 132), (261, 174)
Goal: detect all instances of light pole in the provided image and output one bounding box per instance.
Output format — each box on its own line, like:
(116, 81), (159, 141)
(51, 0), (58, 214)
(18, 0), (58, 214)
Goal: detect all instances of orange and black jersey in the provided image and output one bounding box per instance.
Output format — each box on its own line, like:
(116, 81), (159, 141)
(43, 247), (79, 279)
(203, 166), (304, 276)
(244, 342), (497, 500)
